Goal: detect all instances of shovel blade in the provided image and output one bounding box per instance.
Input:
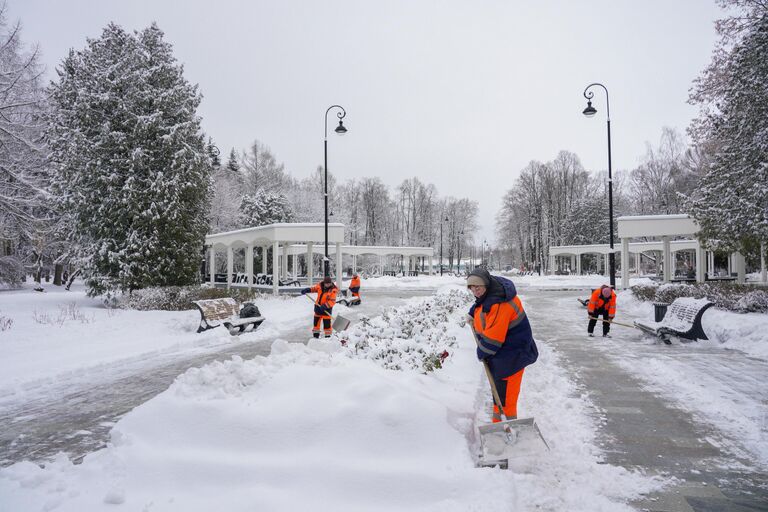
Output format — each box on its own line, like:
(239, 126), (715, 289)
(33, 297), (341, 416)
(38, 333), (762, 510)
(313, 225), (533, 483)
(478, 417), (549, 461)
(332, 315), (351, 332)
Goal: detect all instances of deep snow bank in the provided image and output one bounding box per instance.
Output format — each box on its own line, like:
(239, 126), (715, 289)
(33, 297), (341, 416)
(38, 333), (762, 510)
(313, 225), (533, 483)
(0, 288), (663, 511)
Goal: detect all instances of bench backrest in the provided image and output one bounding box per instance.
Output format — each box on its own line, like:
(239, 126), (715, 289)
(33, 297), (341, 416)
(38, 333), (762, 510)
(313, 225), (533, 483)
(660, 298), (713, 338)
(192, 298), (239, 321)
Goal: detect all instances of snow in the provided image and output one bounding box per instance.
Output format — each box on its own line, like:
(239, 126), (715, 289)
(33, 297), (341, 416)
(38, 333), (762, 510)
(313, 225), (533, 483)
(2, 274), (766, 510)
(0, 283), (307, 397)
(0, 284), (664, 511)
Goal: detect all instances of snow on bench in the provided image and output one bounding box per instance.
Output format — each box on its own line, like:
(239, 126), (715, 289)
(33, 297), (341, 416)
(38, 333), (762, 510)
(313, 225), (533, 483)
(634, 297), (713, 343)
(192, 298), (265, 335)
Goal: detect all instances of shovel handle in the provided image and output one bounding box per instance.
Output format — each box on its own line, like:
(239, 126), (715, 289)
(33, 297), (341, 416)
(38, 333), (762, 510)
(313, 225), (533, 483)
(467, 316), (509, 423)
(587, 315), (637, 329)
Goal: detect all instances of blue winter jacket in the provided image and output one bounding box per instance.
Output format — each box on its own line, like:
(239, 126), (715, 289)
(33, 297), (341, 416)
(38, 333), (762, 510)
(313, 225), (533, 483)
(469, 275), (538, 380)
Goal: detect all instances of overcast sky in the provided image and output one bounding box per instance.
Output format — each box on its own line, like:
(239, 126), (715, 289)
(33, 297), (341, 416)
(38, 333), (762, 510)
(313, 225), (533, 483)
(9, 0), (723, 244)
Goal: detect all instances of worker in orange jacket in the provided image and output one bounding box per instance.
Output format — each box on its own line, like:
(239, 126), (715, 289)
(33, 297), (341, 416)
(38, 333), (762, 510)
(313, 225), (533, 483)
(587, 285), (617, 337)
(301, 276), (337, 338)
(348, 273), (361, 305)
(467, 268), (538, 422)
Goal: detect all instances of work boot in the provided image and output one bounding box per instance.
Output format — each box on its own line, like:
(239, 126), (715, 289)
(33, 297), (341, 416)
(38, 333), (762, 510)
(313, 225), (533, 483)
(603, 333), (612, 338)
(588, 333), (594, 337)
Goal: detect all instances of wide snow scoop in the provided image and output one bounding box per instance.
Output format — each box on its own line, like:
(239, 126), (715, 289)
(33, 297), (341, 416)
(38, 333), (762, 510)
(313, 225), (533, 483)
(467, 318), (549, 462)
(305, 294), (351, 332)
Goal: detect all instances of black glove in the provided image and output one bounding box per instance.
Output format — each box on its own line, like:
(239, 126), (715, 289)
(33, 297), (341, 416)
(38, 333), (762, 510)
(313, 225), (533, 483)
(300, 288), (311, 295)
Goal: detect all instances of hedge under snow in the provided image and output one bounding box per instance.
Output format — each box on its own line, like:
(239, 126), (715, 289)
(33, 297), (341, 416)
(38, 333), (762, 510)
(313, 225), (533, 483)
(338, 288), (473, 372)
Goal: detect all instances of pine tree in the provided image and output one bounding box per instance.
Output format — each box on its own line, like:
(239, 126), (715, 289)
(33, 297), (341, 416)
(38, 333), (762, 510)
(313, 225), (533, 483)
(48, 23), (212, 296)
(239, 190), (293, 227)
(226, 148), (240, 173)
(206, 137), (221, 169)
(686, 2), (768, 254)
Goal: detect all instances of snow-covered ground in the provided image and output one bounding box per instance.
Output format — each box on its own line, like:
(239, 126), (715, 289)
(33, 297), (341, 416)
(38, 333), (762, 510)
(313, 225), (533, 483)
(0, 283), (309, 397)
(608, 289), (768, 468)
(1, 274), (765, 511)
(0, 284), (662, 511)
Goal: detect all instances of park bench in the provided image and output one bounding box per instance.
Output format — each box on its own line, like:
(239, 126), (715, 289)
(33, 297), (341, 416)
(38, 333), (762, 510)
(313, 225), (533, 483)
(634, 297), (713, 343)
(192, 298), (265, 335)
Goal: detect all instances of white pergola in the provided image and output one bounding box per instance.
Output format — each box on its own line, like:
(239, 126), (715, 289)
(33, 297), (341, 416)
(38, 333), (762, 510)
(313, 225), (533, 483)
(548, 214), (762, 288)
(205, 223), (435, 294)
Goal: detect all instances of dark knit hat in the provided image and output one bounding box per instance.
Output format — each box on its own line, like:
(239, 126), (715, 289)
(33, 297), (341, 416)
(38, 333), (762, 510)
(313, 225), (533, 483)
(466, 268), (491, 287)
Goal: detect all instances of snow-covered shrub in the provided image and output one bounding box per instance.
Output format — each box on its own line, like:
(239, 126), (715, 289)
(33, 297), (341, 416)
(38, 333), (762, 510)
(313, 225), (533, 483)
(0, 310), (12, 331)
(31, 303), (93, 327)
(119, 285), (272, 311)
(0, 256), (24, 289)
(339, 288), (472, 373)
(630, 282), (768, 313)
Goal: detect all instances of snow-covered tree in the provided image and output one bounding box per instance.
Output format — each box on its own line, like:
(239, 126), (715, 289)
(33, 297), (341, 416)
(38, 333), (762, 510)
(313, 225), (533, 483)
(239, 189), (293, 227)
(225, 148), (240, 173)
(0, 6), (50, 287)
(48, 23), (212, 296)
(685, 1), (768, 254)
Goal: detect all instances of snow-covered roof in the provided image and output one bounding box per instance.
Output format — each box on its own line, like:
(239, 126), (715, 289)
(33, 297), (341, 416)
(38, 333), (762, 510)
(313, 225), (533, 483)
(206, 223), (345, 246)
(617, 214), (699, 238)
(550, 239), (699, 256)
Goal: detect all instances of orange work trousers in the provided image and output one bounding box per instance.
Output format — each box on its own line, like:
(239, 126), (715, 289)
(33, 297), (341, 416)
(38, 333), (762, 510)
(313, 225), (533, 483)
(492, 368), (525, 422)
(313, 315), (332, 338)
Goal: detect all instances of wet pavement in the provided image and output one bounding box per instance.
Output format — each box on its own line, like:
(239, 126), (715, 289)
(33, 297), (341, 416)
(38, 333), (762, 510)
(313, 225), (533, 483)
(523, 289), (768, 512)
(0, 288), (433, 467)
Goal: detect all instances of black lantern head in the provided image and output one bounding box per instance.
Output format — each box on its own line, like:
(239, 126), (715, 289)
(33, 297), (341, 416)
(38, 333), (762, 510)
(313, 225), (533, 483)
(582, 100), (597, 117)
(335, 120), (347, 134)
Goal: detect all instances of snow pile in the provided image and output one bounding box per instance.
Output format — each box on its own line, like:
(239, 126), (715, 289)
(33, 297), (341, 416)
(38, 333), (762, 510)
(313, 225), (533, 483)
(0, 285), (665, 511)
(340, 288), (472, 372)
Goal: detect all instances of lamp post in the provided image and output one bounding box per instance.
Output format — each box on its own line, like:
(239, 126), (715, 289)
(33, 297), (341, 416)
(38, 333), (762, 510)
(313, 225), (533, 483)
(324, 105), (347, 278)
(458, 230), (464, 274)
(582, 83), (616, 288)
(439, 216), (448, 276)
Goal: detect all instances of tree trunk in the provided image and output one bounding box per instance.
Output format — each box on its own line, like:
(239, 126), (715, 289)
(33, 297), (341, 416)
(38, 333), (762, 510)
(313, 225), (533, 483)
(54, 264), (63, 286)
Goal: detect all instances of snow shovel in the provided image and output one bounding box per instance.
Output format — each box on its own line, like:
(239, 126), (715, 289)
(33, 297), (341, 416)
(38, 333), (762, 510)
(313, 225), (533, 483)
(305, 294), (351, 332)
(588, 315), (638, 330)
(467, 319), (549, 463)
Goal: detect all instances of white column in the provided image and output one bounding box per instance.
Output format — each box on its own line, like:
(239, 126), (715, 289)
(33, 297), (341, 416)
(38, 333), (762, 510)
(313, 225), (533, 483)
(576, 254), (582, 275)
(429, 256), (434, 275)
(549, 254), (555, 275)
(735, 251), (746, 284)
(379, 255), (384, 275)
(728, 253), (733, 276)
(246, 245), (254, 289)
(226, 246), (233, 290)
(209, 246), (215, 286)
(621, 238), (630, 289)
(307, 243), (314, 286)
(291, 252), (296, 279)
(262, 246), (268, 275)
(696, 243), (706, 283)
(662, 236), (672, 282)
(335, 242), (343, 291)
(570, 255), (576, 273)
(761, 242), (767, 283)
(281, 243), (289, 280)
(272, 241), (279, 295)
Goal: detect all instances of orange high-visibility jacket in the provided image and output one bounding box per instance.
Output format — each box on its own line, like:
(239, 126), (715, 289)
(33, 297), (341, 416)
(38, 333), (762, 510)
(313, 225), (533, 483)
(588, 286), (616, 317)
(349, 276), (361, 292)
(469, 275), (538, 380)
(310, 282), (337, 318)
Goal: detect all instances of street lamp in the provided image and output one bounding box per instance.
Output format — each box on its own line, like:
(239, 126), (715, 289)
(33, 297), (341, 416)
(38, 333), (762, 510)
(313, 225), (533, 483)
(440, 216), (448, 276)
(582, 83), (616, 288)
(324, 105), (347, 278)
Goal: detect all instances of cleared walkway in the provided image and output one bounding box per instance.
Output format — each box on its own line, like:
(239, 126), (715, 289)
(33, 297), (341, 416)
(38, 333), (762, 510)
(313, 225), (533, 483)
(524, 290), (768, 512)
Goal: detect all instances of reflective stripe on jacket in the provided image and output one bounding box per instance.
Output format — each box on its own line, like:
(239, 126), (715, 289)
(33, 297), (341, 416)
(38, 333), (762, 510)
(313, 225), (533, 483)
(469, 275), (538, 380)
(587, 286), (616, 316)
